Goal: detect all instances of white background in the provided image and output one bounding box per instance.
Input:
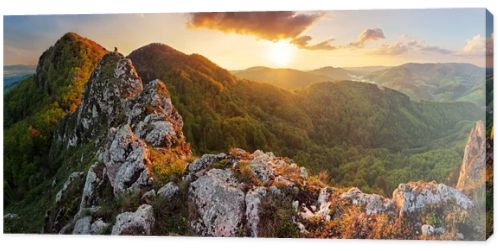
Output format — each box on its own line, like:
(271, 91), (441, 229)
(0, 0), (499, 250)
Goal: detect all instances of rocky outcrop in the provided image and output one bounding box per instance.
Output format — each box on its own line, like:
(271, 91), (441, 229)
(245, 187), (268, 237)
(189, 168), (246, 237)
(100, 125), (151, 196)
(72, 216), (110, 235)
(55, 172), (86, 204)
(456, 121), (487, 193)
(45, 52), (191, 234)
(157, 182), (179, 201)
(44, 171), (86, 233)
(393, 181), (473, 217)
(188, 153), (231, 174)
(186, 148), (477, 239)
(111, 204), (155, 235)
(340, 187), (396, 215)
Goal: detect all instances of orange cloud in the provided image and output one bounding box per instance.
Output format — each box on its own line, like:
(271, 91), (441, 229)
(188, 12), (323, 41)
(350, 28), (385, 48)
(291, 35), (336, 50)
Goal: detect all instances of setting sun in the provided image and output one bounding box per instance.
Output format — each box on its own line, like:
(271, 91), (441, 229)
(268, 40), (294, 67)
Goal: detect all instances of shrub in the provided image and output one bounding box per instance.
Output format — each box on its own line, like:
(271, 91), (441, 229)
(233, 162), (261, 186)
(149, 149), (187, 189)
(257, 194), (300, 238)
(152, 181), (190, 235)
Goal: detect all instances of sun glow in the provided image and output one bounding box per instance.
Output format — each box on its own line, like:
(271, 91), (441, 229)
(268, 40), (295, 67)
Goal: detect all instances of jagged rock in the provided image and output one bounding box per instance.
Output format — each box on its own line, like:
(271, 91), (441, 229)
(157, 182), (179, 201)
(90, 219), (110, 234)
(340, 187), (396, 215)
(54, 50), (189, 159)
(128, 79), (186, 148)
(79, 163), (110, 210)
(457, 121), (486, 192)
(55, 172), (85, 204)
(44, 171), (87, 233)
(189, 168), (245, 237)
(248, 150), (276, 184)
(57, 54), (143, 147)
(111, 204), (155, 235)
(45, 51), (192, 234)
(392, 181), (473, 216)
(64, 214), (110, 235)
(188, 153), (229, 174)
(245, 187), (268, 237)
(101, 125), (151, 196)
(73, 216), (92, 234)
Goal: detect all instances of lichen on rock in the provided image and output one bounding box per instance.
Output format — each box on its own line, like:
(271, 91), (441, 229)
(111, 204), (155, 235)
(189, 168), (245, 237)
(392, 181), (473, 217)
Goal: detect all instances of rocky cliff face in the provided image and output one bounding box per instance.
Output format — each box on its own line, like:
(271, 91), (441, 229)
(45, 52), (190, 234)
(457, 121), (487, 193)
(43, 50), (489, 240)
(455, 121), (492, 240)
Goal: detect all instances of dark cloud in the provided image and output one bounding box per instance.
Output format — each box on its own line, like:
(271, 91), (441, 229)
(188, 11), (323, 41)
(350, 28), (385, 48)
(291, 35), (336, 50)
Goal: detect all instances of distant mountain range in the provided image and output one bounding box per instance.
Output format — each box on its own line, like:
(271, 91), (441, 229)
(232, 62), (487, 106)
(3, 65), (36, 92)
(366, 63), (486, 105)
(231, 66), (354, 90)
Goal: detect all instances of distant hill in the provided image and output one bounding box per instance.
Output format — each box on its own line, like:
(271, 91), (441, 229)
(3, 65), (36, 92)
(231, 66), (331, 89)
(231, 66), (354, 90)
(366, 63), (485, 105)
(308, 66), (353, 81)
(343, 65), (391, 75)
(233, 63), (487, 105)
(4, 64), (36, 75)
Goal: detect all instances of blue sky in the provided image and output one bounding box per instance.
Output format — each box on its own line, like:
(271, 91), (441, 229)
(4, 9), (493, 69)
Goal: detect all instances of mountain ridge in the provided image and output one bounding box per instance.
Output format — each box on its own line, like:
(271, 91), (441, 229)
(33, 51), (489, 239)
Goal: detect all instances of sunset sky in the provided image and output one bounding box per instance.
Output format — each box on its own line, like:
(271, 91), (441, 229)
(4, 9), (493, 69)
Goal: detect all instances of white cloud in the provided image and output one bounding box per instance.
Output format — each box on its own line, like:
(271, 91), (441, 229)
(371, 34), (452, 55)
(460, 33), (493, 56)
